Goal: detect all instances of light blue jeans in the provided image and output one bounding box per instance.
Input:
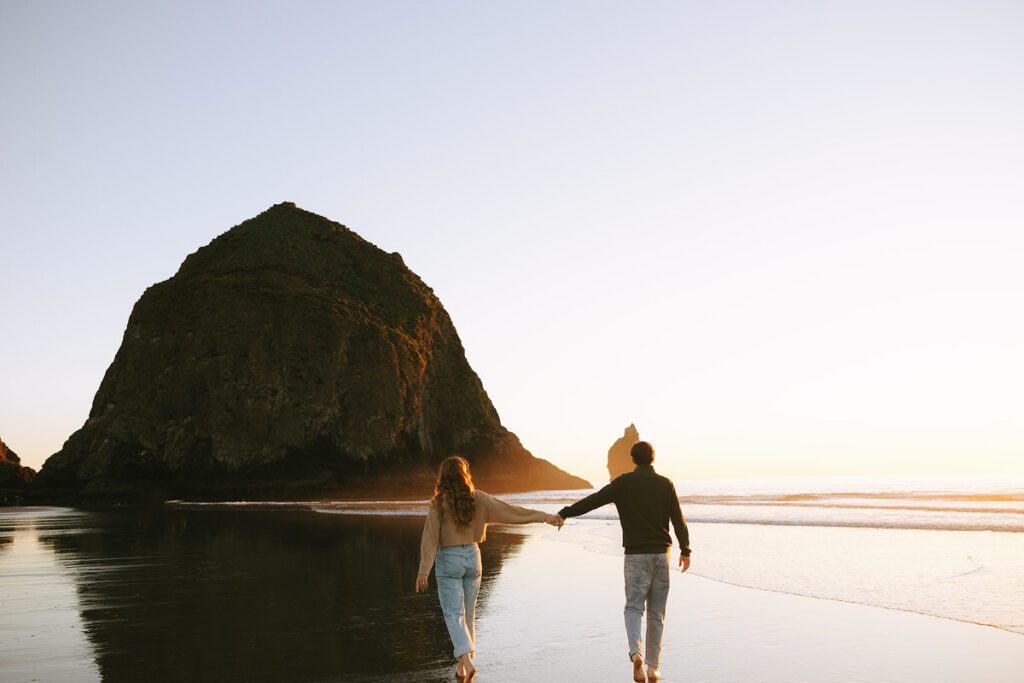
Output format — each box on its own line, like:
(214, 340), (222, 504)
(624, 552), (671, 670)
(436, 544), (482, 659)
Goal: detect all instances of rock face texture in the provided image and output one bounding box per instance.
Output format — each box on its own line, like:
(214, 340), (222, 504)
(33, 203), (590, 500)
(0, 436), (35, 488)
(607, 424), (640, 481)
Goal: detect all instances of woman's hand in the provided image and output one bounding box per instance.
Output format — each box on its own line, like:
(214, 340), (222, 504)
(545, 514), (564, 529)
(415, 574), (429, 592)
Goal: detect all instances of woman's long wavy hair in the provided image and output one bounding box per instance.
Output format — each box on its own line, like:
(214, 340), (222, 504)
(433, 456), (476, 527)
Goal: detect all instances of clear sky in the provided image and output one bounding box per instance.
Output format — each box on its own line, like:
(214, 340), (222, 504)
(2, 1), (1022, 486)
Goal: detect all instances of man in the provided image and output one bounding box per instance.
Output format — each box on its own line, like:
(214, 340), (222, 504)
(554, 441), (690, 683)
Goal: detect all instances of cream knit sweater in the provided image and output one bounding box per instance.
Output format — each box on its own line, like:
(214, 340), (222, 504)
(418, 490), (547, 576)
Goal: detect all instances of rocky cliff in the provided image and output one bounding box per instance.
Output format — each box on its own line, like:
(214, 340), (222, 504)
(0, 436), (35, 489)
(607, 424), (640, 481)
(33, 203), (590, 501)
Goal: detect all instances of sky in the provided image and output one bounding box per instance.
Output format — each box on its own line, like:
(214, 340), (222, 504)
(1, 1), (1022, 486)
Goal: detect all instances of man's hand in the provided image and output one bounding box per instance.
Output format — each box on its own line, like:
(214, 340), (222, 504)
(545, 514), (564, 529)
(679, 555), (690, 573)
(415, 574), (429, 592)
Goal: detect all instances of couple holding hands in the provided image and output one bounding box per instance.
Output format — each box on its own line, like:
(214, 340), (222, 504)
(416, 442), (691, 682)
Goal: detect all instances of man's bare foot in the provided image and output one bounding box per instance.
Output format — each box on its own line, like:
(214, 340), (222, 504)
(631, 653), (646, 682)
(647, 667), (661, 682)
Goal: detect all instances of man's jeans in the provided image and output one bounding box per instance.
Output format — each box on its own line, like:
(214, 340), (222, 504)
(435, 544), (482, 659)
(624, 552), (670, 670)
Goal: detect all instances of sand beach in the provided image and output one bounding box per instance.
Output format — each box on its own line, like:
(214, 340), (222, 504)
(2, 505), (1022, 682)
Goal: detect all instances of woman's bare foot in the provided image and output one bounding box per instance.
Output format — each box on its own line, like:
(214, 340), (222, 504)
(631, 652), (646, 682)
(456, 653), (476, 680)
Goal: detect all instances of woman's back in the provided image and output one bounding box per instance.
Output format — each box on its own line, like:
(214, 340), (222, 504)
(419, 490), (547, 574)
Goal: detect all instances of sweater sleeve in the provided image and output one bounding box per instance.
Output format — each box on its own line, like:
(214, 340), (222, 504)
(557, 477), (620, 519)
(479, 491), (548, 524)
(418, 500), (441, 576)
(668, 482), (691, 557)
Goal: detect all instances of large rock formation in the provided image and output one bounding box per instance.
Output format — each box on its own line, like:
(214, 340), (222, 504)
(33, 203), (590, 501)
(0, 435), (35, 489)
(607, 424), (640, 481)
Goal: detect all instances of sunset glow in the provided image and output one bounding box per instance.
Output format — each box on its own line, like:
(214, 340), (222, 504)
(2, 2), (1021, 486)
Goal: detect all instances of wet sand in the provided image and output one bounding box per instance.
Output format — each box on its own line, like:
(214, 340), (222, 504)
(473, 525), (1024, 682)
(1, 506), (1022, 682)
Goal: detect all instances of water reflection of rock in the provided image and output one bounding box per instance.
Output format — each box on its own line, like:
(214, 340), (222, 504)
(38, 507), (527, 682)
(607, 424), (640, 481)
(0, 510), (102, 681)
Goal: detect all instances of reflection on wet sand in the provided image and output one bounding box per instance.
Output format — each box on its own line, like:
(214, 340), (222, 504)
(2, 506), (526, 682)
(0, 508), (101, 682)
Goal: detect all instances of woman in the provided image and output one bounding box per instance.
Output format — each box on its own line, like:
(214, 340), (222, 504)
(415, 456), (561, 680)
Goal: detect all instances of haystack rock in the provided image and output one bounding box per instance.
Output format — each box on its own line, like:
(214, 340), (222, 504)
(0, 435), (35, 489)
(607, 424), (640, 481)
(33, 203), (590, 501)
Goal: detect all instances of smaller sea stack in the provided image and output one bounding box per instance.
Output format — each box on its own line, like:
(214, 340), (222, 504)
(607, 424), (640, 481)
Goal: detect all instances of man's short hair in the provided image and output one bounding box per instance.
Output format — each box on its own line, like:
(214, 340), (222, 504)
(630, 441), (654, 465)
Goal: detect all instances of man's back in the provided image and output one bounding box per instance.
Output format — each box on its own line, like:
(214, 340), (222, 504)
(557, 464), (690, 557)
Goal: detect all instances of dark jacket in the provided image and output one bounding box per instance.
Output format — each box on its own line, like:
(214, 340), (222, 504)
(557, 464), (691, 556)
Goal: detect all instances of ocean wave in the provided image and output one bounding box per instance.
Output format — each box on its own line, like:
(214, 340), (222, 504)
(311, 507), (425, 517)
(681, 491), (1024, 504)
(164, 498), (1024, 532)
(685, 517), (1024, 533)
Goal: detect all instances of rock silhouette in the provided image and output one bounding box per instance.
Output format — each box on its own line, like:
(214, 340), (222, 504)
(607, 424), (640, 481)
(0, 435), (35, 489)
(33, 203), (590, 501)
